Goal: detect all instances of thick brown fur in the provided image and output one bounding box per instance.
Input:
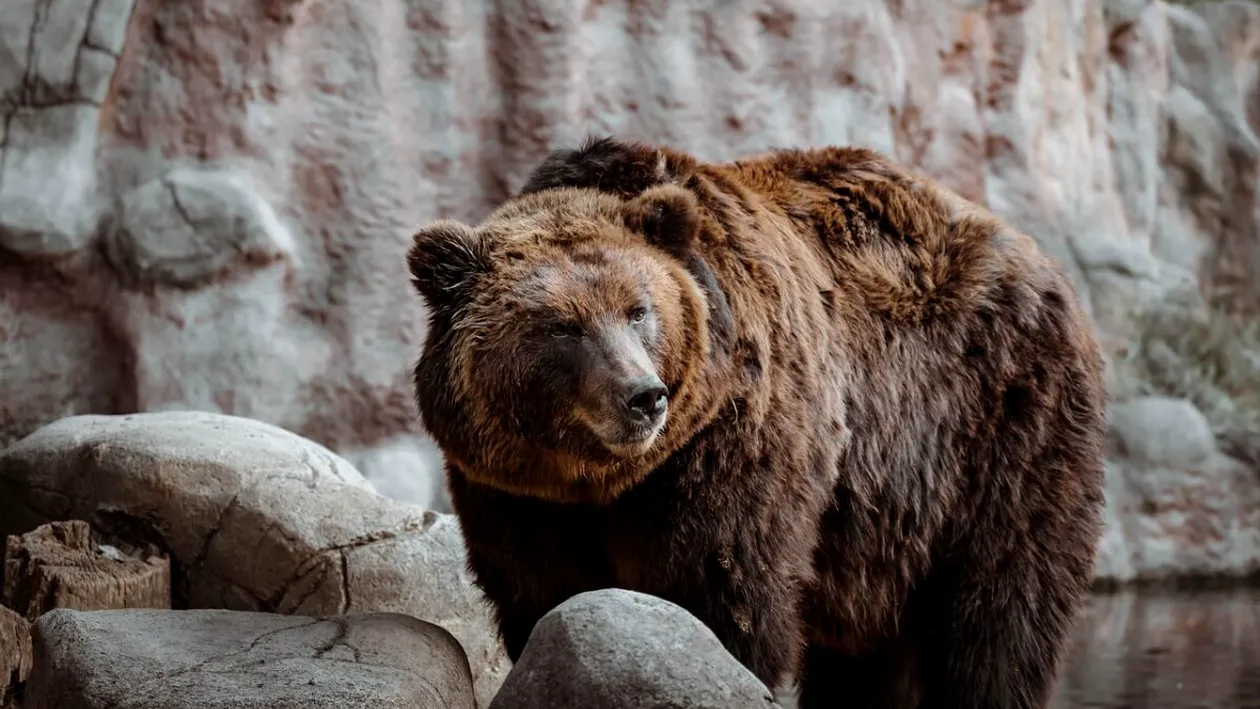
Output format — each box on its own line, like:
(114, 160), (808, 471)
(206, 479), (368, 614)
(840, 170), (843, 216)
(408, 136), (1107, 709)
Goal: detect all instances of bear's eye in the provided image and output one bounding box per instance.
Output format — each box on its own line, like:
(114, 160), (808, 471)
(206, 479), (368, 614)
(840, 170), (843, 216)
(628, 306), (648, 324)
(546, 321), (583, 339)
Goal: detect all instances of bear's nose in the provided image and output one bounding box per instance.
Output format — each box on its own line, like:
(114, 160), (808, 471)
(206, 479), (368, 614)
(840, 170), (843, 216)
(623, 376), (668, 421)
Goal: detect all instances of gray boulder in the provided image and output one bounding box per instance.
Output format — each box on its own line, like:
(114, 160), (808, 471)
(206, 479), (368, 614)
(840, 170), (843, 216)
(489, 589), (780, 709)
(24, 608), (476, 709)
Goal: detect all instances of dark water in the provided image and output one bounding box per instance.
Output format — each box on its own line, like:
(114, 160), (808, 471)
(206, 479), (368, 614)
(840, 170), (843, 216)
(1051, 589), (1260, 709)
(775, 589), (1260, 708)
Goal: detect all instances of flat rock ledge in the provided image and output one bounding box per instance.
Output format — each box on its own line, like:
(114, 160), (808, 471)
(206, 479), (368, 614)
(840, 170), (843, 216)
(490, 589), (781, 709)
(0, 412), (509, 707)
(24, 608), (475, 709)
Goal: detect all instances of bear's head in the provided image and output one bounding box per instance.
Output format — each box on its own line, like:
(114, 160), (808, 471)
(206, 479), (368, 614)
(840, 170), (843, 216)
(408, 184), (728, 504)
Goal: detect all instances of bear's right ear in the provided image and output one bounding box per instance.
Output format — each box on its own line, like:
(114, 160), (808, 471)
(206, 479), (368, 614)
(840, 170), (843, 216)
(621, 184), (702, 256)
(407, 220), (491, 311)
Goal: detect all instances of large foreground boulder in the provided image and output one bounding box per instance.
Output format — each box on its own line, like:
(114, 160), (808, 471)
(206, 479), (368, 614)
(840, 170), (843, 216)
(0, 412), (509, 706)
(25, 608), (475, 709)
(489, 589), (780, 709)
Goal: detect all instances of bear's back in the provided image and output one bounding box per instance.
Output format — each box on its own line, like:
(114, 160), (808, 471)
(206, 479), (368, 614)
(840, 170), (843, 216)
(713, 147), (1106, 654)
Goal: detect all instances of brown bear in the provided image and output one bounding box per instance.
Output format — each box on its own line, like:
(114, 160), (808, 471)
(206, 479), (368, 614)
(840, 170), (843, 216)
(406, 136), (1107, 709)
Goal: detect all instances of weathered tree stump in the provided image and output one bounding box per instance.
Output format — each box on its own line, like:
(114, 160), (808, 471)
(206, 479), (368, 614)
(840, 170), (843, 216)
(3, 520), (171, 623)
(1, 605), (31, 709)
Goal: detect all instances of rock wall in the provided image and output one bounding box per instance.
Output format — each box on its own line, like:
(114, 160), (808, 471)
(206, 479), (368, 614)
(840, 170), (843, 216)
(1, 0), (1257, 582)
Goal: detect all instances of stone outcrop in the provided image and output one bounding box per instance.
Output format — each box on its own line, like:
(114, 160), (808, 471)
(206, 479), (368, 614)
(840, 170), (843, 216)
(0, 0), (132, 258)
(489, 589), (780, 709)
(24, 608), (476, 709)
(0, 0), (1256, 579)
(101, 166), (296, 289)
(1096, 395), (1260, 583)
(0, 412), (509, 707)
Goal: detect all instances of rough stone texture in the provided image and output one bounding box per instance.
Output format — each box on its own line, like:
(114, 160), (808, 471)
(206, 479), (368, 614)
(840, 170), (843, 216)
(489, 589), (779, 709)
(102, 166), (297, 289)
(0, 0), (132, 257)
(0, 412), (509, 707)
(25, 608), (476, 709)
(0, 605), (31, 709)
(1094, 395), (1260, 583)
(0, 1), (1257, 580)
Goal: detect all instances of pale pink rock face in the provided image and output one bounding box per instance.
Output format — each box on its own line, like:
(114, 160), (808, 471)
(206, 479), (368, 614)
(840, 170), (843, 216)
(0, 0), (1257, 583)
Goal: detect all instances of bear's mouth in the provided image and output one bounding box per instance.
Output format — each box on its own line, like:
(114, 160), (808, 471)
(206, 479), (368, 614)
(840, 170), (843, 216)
(575, 405), (667, 459)
(599, 429), (662, 458)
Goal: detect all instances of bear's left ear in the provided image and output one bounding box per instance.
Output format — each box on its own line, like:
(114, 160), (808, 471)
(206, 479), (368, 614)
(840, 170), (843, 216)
(407, 220), (492, 312)
(621, 184), (701, 255)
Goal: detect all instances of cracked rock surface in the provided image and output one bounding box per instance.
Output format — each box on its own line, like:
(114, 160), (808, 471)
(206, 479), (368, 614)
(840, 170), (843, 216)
(489, 590), (780, 709)
(0, 0), (133, 257)
(0, 411), (509, 707)
(25, 608), (476, 709)
(103, 166), (297, 288)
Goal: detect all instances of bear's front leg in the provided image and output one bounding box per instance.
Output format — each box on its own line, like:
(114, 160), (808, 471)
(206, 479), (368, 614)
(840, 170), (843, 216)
(447, 471), (614, 661)
(462, 542), (597, 661)
(605, 481), (822, 691)
(686, 546), (811, 690)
